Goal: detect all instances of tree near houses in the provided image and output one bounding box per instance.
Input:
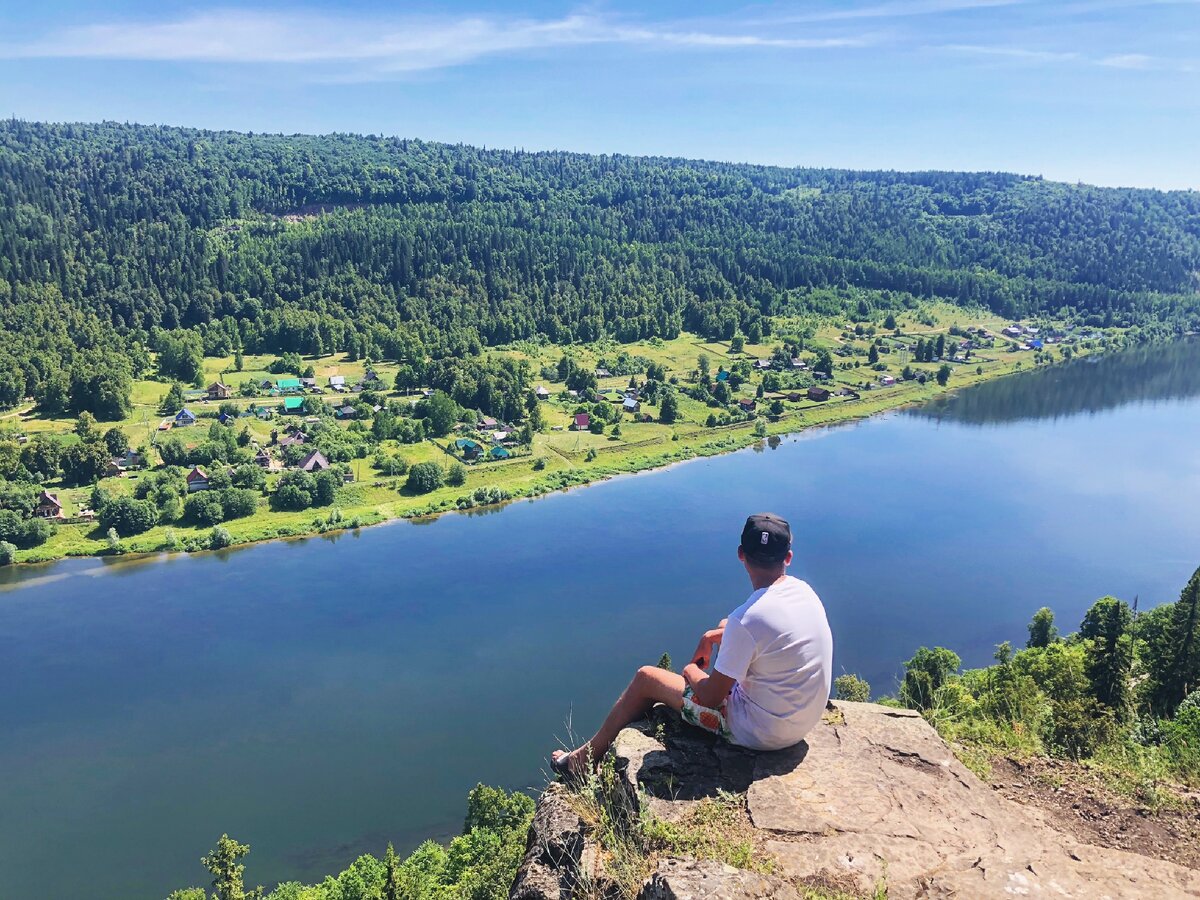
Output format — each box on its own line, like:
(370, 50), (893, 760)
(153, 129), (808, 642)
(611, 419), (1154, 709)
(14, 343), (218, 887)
(419, 391), (459, 437)
(658, 389), (679, 424)
(406, 461), (444, 494)
(936, 364), (952, 386)
(160, 383), (186, 415)
(99, 496), (159, 536)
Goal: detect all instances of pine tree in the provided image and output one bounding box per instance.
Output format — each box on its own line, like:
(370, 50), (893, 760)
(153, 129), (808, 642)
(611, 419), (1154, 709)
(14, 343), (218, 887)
(383, 842), (402, 900)
(1166, 566), (1200, 710)
(1080, 596), (1134, 719)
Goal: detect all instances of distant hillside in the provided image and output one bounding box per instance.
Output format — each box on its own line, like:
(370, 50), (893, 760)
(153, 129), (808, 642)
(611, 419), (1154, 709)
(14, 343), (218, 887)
(0, 119), (1198, 402)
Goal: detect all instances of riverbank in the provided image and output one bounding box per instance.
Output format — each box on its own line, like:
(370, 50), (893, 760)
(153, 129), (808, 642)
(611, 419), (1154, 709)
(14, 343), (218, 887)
(8, 336), (1107, 566)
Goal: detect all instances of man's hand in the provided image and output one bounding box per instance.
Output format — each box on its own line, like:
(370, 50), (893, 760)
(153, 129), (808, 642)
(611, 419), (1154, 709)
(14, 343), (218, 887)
(691, 624), (726, 669)
(683, 665), (737, 709)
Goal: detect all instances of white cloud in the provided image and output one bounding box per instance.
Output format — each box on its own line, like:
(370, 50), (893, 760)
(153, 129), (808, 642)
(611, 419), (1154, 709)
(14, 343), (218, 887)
(939, 43), (1083, 62)
(938, 42), (1198, 72)
(768, 0), (1028, 24)
(0, 9), (870, 77)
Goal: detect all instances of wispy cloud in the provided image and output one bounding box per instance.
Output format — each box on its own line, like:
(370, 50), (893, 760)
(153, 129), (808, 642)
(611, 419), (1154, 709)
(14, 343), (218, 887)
(938, 42), (1197, 72)
(767, 0), (1028, 24)
(940, 43), (1083, 62)
(0, 9), (870, 78)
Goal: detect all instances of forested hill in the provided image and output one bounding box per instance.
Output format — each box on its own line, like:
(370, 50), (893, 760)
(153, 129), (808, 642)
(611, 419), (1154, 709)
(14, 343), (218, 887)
(1, 119), (1199, 411)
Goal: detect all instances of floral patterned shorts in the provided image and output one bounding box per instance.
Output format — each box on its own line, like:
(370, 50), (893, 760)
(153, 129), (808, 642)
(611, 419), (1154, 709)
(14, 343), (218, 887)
(680, 685), (733, 741)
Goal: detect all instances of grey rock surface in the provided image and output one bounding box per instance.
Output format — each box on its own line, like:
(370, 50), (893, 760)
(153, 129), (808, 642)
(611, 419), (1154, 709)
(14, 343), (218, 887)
(512, 702), (1200, 899)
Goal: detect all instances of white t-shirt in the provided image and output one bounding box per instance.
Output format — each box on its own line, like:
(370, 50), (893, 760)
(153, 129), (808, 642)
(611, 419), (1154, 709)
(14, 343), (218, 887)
(714, 575), (833, 751)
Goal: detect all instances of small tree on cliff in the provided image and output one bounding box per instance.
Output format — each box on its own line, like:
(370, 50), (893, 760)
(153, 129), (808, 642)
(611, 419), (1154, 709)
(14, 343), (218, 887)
(383, 842), (403, 900)
(201, 834), (262, 900)
(1080, 596), (1134, 720)
(834, 673), (871, 702)
(1027, 607), (1058, 649)
(901, 647), (960, 711)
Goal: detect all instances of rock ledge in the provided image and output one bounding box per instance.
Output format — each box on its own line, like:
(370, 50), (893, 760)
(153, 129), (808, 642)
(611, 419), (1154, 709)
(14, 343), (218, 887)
(511, 701), (1200, 898)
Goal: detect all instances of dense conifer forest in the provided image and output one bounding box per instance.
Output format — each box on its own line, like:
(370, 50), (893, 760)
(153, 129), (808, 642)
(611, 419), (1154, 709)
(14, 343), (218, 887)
(2, 119), (1199, 419)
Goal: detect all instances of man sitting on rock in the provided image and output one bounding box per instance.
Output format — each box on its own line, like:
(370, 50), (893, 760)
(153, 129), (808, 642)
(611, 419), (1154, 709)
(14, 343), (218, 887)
(552, 513), (833, 775)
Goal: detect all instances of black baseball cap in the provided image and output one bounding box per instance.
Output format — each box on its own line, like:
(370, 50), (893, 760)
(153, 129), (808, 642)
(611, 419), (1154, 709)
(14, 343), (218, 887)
(740, 513), (791, 564)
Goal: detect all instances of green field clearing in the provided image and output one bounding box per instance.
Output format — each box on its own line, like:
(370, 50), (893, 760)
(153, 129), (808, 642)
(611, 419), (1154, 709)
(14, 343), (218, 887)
(2, 311), (1103, 564)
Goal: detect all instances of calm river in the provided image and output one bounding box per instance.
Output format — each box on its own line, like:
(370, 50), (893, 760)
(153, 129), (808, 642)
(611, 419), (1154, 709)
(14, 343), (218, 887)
(3, 341), (1200, 899)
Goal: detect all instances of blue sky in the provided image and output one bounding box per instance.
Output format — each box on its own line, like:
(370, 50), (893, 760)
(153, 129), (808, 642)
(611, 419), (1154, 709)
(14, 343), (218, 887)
(1, 1), (1197, 189)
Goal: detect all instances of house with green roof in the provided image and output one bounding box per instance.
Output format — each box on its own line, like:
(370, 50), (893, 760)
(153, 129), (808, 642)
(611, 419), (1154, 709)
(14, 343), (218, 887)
(282, 396), (305, 414)
(276, 378), (302, 393)
(454, 438), (481, 460)
(489, 446), (511, 460)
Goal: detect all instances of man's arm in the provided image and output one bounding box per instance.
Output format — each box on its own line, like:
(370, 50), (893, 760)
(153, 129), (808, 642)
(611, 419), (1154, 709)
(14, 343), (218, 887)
(690, 620), (728, 672)
(683, 664), (736, 709)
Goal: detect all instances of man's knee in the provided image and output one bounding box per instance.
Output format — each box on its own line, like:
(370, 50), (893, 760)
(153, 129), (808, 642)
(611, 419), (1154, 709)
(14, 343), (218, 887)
(635, 665), (657, 686)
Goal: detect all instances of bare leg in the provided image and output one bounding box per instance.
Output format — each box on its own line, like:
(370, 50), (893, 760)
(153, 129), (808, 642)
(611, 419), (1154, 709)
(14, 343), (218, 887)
(554, 666), (686, 774)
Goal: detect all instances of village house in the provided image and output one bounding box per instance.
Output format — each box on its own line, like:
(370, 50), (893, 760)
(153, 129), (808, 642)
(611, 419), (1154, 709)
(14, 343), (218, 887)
(299, 450), (330, 472)
(491, 430), (511, 444)
(753, 359), (771, 371)
(282, 397), (305, 415)
(479, 415), (498, 430)
(34, 490), (63, 519)
(594, 367), (612, 378)
(455, 438), (482, 460)
(813, 371), (831, 381)
(489, 446), (511, 460)
(738, 398), (757, 412)
(174, 408), (197, 427)
(786, 392), (803, 402)
(186, 467), (210, 492)
(328, 375), (346, 391)
(364, 368), (380, 382)
(206, 381), (232, 400)
(791, 358), (807, 370)
(254, 448), (273, 468)
(300, 377), (317, 390)
(1003, 325), (1023, 338)
(535, 386), (550, 400)
(623, 396), (640, 413)
(279, 431), (307, 449)
(276, 378), (302, 394)
(880, 375), (896, 386)
(336, 404), (357, 419)
(573, 412), (591, 431)
(807, 386), (831, 402)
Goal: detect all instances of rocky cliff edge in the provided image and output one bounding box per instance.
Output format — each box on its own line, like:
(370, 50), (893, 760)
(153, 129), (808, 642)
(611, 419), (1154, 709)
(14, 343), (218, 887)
(510, 701), (1200, 899)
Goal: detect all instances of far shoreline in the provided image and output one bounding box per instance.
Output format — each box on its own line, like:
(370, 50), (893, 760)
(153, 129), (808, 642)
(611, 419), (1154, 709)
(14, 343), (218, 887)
(0, 351), (1091, 579)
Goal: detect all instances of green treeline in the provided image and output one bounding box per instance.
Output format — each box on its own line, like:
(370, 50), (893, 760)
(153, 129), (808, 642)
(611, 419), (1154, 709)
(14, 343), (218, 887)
(838, 565), (1200, 785)
(167, 784), (534, 900)
(2, 120), (1200, 420)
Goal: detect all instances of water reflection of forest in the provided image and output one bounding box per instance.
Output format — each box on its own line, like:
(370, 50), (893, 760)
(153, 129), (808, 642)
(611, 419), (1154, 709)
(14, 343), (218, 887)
(911, 339), (1200, 426)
